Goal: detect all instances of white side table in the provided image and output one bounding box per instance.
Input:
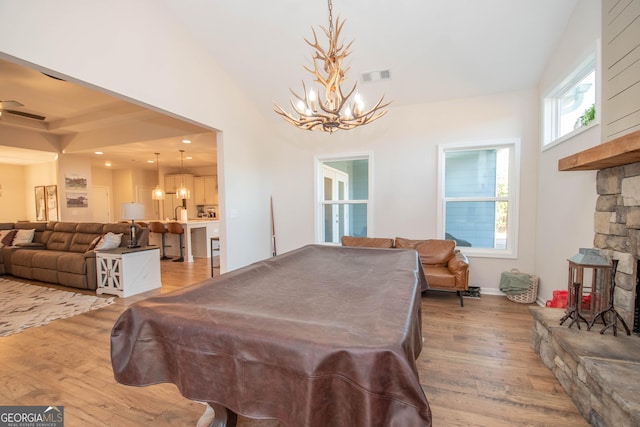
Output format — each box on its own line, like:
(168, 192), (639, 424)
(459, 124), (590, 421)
(96, 246), (161, 297)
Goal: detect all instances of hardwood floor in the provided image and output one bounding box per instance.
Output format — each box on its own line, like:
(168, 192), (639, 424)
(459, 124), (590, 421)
(0, 258), (588, 427)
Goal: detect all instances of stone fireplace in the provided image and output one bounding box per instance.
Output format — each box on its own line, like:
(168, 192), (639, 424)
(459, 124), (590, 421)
(593, 163), (640, 330)
(531, 130), (640, 427)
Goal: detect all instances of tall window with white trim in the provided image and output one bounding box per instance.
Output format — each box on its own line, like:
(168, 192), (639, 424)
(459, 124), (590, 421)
(438, 140), (519, 258)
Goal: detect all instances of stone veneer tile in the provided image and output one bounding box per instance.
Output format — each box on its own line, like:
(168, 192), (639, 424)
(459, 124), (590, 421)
(597, 167), (623, 195)
(622, 175), (640, 205)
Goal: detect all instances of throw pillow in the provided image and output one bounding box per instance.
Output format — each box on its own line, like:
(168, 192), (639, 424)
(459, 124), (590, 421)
(11, 229), (35, 246)
(86, 235), (102, 252)
(0, 229), (16, 248)
(95, 232), (123, 250)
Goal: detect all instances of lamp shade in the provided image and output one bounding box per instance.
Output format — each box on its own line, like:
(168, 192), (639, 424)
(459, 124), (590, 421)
(121, 202), (145, 220)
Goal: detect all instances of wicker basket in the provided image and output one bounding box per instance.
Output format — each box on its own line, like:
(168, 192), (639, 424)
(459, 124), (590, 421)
(504, 269), (539, 304)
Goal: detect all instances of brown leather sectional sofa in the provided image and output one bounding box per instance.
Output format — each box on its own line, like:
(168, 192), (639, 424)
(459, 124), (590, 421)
(0, 221), (148, 291)
(341, 235), (470, 306)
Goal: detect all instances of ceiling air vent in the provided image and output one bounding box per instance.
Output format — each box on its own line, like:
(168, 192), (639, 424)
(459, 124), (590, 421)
(361, 69), (391, 83)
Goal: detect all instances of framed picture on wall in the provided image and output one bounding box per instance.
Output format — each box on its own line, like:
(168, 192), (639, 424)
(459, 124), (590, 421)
(45, 185), (59, 221)
(66, 191), (88, 208)
(34, 186), (46, 221)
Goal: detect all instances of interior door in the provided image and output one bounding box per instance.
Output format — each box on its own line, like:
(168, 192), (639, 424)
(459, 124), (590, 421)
(91, 186), (111, 223)
(322, 165), (349, 243)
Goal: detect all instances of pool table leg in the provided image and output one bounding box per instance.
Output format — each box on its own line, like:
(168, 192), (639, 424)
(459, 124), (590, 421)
(197, 402), (238, 427)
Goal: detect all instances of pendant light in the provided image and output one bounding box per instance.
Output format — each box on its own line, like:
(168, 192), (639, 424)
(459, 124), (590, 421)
(151, 153), (165, 201)
(176, 149), (191, 200)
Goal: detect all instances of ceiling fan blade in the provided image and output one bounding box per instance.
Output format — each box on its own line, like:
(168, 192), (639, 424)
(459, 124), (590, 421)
(4, 109), (46, 120)
(0, 100), (24, 109)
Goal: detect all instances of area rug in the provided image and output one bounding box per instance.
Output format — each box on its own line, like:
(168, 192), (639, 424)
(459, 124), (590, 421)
(0, 277), (115, 337)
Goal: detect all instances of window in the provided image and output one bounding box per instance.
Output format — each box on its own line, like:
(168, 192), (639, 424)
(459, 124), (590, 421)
(438, 140), (520, 258)
(316, 155), (370, 244)
(543, 52), (598, 148)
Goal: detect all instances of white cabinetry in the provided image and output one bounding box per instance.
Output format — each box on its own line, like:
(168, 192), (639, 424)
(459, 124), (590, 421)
(194, 175), (218, 205)
(96, 247), (161, 297)
(164, 174), (196, 219)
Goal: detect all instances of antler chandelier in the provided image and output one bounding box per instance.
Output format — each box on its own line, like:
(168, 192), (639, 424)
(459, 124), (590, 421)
(273, 0), (390, 133)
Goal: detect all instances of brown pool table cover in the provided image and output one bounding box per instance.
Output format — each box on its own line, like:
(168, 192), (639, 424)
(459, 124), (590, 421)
(111, 244), (432, 426)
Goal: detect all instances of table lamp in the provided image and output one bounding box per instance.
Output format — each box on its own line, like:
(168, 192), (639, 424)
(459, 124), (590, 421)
(121, 202), (145, 248)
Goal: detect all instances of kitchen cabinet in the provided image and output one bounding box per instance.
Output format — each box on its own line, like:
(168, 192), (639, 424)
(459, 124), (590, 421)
(164, 174), (196, 219)
(194, 175), (218, 205)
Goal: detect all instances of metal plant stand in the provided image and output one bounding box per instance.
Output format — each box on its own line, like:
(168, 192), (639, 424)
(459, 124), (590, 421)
(560, 281), (590, 329)
(589, 260), (631, 336)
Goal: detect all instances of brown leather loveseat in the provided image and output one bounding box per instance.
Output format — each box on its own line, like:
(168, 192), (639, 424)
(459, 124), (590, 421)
(341, 235), (470, 306)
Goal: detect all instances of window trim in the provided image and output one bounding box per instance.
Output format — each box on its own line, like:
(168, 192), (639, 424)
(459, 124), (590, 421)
(437, 139), (520, 259)
(542, 41), (601, 150)
(315, 152), (373, 245)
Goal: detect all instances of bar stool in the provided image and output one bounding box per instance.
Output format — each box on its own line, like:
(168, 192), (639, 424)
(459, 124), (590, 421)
(210, 236), (220, 277)
(149, 222), (171, 260)
(166, 222), (184, 262)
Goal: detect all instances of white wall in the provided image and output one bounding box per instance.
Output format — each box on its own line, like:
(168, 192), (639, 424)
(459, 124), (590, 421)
(0, 164), (27, 222)
(0, 0), (273, 271)
(535, 0), (601, 303)
(270, 89), (540, 292)
(0, 161), (57, 223)
(24, 161), (58, 221)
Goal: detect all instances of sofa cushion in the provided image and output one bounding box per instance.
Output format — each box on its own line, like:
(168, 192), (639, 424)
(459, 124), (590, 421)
(46, 231), (73, 251)
(57, 252), (86, 275)
(422, 265), (457, 287)
(416, 240), (455, 265)
(31, 251), (62, 270)
(395, 237), (455, 266)
(341, 236), (395, 248)
(53, 222), (79, 233)
(70, 231), (103, 253)
(11, 249), (40, 268)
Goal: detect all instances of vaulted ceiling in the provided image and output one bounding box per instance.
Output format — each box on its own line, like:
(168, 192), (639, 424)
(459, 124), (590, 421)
(0, 1), (579, 168)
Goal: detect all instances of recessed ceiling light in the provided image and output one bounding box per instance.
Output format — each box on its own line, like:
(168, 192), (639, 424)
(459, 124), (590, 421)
(95, 151), (104, 155)
(105, 161), (112, 167)
(186, 156), (193, 160)
(147, 160), (154, 164)
(182, 139), (191, 144)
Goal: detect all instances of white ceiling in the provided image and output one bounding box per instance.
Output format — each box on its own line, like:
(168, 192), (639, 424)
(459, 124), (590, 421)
(0, 59), (217, 170)
(0, 0), (578, 167)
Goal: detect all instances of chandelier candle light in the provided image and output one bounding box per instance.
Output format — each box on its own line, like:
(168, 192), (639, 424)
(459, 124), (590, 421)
(273, 0), (390, 132)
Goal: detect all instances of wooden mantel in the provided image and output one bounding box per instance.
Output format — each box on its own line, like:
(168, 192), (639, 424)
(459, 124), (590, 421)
(558, 129), (640, 171)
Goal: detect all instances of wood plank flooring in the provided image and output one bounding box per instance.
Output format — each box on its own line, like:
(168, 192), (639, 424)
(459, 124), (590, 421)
(0, 258), (588, 426)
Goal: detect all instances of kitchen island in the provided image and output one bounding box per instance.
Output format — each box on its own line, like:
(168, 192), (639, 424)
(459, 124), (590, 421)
(147, 219), (219, 263)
